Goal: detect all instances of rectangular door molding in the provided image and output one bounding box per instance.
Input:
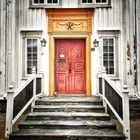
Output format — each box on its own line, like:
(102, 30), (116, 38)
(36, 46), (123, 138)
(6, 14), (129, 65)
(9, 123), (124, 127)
(49, 34), (91, 96)
(55, 39), (86, 94)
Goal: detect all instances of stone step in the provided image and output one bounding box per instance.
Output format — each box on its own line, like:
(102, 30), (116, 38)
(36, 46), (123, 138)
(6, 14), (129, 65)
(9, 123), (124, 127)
(10, 128), (124, 140)
(55, 94), (86, 97)
(33, 105), (105, 112)
(26, 112), (110, 121)
(18, 120), (116, 130)
(36, 96), (102, 106)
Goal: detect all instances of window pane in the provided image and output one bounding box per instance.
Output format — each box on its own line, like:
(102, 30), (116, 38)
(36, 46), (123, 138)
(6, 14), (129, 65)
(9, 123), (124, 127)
(27, 61), (32, 67)
(33, 39), (37, 46)
(34, 0), (38, 3)
(106, 68), (109, 74)
(88, 0), (92, 3)
(96, 0), (107, 3)
(33, 53), (37, 60)
(40, 0), (44, 3)
(109, 61), (114, 67)
(109, 38), (114, 46)
(103, 38), (115, 75)
(33, 61), (37, 66)
(82, 0), (87, 3)
(102, 0), (107, 2)
(109, 53), (114, 60)
(27, 48), (32, 52)
(103, 46), (108, 52)
(27, 53), (32, 59)
(27, 68), (32, 74)
(27, 39), (32, 46)
(109, 68), (114, 74)
(103, 53), (108, 60)
(96, 0), (101, 3)
(103, 61), (108, 67)
(27, 39), (38, 74)
(47, 0), (52, 3)
(103, 39), (108, 46)
(53, 0), (58, 3)
(109, 46), (114, 52)
(33, 47), (37, 52)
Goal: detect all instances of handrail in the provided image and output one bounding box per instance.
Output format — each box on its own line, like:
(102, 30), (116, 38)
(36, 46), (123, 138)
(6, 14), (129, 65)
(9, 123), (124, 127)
(5, 68), (37, 137)
(102, 74), (123, 98)
(14, 76), (35, 98)
(98, 71), (130, 140)
(135, 91), (140, 100)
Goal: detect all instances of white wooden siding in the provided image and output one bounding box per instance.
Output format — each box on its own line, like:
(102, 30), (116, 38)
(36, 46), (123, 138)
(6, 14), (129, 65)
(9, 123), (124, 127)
(0, 0), (6, 96)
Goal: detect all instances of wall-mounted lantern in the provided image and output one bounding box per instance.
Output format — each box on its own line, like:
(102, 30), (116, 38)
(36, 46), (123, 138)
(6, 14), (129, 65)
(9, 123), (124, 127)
(40, 38), (47, 47)
(93, 39), (99, 48)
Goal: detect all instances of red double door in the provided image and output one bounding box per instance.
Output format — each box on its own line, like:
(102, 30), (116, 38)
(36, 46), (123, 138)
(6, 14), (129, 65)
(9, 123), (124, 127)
(55, 39), (86, 94)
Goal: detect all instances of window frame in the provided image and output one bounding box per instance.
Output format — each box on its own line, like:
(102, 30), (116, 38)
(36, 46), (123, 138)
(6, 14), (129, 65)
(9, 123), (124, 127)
(25, 38), (40, 75)
(46, 0), (59, 5)
(81, 0), (108, 5)
(96, 0), (108, 4)
(102, 37), (116, 76)
(98, 30), (120, 78)
(32, 0), (59, 5)
(81, 0), (95, 4)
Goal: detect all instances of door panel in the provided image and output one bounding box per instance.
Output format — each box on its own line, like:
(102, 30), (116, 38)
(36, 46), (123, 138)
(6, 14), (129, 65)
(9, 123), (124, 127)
(55, 39), (86, 94)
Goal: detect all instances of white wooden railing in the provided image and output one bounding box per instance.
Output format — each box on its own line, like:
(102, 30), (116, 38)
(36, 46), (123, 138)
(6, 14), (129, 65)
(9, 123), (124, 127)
(5, 68), (42, 137)
(97, 68), (130, 140)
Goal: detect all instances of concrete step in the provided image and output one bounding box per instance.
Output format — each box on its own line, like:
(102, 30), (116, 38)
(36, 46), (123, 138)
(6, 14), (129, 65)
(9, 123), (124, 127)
(10, 128), (124, 140)
(55, 94), (86, 97)
(18, 120), (116, 129)
(9, 96), (124, 140)
(36, 96), (102, 106)
(33, 105), (105, 112)
(26, 112), (110, 121)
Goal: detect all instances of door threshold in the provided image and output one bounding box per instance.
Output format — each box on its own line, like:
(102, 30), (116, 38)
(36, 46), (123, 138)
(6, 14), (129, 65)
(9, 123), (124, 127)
(54, 93), (86, 97)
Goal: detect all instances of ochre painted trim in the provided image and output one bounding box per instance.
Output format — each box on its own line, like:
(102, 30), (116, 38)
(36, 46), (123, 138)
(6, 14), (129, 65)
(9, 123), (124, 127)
(48, 9), (93, 96)
(49, 35), (91, 96)
(47, 9), (93, 34)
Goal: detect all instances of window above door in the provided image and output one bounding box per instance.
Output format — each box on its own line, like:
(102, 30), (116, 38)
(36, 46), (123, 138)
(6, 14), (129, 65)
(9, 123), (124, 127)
(79, 0), (111, 8)
(30, 0), (111, 8)
(81, 0), (108, 4)
(32, 0), (59, 5)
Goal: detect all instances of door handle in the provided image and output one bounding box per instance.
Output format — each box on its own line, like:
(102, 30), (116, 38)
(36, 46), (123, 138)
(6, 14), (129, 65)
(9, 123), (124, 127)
(69, 67), (72, 73)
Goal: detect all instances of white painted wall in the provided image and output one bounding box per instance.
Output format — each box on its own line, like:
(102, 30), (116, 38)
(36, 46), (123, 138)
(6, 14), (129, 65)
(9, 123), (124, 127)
(0, 0), (6, 97)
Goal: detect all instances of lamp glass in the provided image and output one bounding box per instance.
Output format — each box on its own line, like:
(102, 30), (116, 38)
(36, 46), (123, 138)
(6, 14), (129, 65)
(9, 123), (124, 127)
(41, 38), (46, 47)
(93, 39), (99, 47)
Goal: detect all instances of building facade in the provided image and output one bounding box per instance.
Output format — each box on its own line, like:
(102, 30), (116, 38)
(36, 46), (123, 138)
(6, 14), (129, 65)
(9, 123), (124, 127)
(0, 0), (140, 97)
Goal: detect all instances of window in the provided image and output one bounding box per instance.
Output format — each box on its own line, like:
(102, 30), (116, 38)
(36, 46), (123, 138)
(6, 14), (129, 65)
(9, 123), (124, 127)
(33, 0), (44, 4)
(96, 0), (107, 3)
(32, 0), (58, 4)
(82, 0), (93, 3)
(81, 0), (107, 4)
(103, 38), (115, 75)
(47, 0), (58, 4)
(26, 39), (38, 74)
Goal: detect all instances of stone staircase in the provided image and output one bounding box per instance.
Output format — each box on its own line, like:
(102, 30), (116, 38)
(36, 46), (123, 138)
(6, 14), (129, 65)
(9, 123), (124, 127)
(9, 95), (125, 140)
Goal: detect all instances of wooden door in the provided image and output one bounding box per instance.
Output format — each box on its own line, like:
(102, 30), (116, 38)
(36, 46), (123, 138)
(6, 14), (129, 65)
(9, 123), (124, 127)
(55, 39), (86, 94)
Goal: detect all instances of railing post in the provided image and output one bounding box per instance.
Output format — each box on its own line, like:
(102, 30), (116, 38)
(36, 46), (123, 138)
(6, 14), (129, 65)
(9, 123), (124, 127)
(122, 85), (130, 140)
(31, 67), (36, 111)
(5, 85), (14, 138)
(102, 67), (107, 112)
